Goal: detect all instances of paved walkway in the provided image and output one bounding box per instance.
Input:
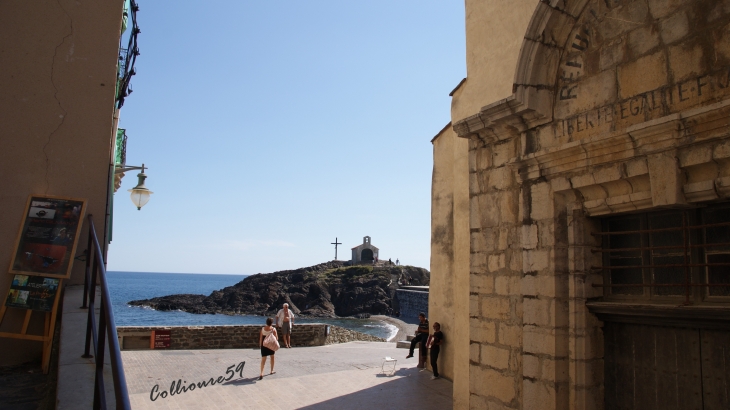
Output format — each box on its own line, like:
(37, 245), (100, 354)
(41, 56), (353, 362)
(122, 342), (452, 409)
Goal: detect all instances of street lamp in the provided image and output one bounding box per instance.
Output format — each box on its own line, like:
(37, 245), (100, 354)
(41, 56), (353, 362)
(115, 164), (153, 210)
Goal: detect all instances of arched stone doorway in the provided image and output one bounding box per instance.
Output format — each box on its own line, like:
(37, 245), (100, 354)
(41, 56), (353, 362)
(361, 249), (373, 262)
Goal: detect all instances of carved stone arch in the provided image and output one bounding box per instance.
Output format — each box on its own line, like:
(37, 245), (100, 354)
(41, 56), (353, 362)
(513, 0), (591, 118)
(453, 0), (591, 142)
(459, 0), (730, 205)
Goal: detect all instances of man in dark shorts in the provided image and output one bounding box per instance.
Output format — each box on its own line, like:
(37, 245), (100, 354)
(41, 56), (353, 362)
(275, 303), (295, 348)
(406, 312), (429, 359)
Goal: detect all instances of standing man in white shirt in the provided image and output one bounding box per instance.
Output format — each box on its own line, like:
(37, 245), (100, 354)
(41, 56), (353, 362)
(275, 303), (295, 348)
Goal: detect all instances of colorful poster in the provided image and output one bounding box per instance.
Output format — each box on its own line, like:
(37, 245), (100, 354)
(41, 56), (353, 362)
(5, 274), (60, 311)
(9, 195), (86, 278)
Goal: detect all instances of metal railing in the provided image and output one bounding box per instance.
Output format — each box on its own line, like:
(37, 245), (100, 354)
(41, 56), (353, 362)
(81, 215), (131, 409)
(592, 215), (730, 305)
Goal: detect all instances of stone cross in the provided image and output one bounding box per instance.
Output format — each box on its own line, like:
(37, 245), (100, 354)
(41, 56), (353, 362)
(331, 237), (342, 260)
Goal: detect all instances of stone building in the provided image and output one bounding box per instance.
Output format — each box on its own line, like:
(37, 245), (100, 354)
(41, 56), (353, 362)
(351, 236), (379, 264)
(430, 1), (730, 409)
(0, 1), (135, 365)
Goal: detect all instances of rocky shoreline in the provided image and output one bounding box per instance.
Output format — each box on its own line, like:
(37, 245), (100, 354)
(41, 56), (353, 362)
(129, 261), (430, 319)
(325, 325), (386, 344)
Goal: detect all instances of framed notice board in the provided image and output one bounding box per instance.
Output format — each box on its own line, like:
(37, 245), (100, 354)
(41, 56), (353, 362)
(9, 195), (87, 279)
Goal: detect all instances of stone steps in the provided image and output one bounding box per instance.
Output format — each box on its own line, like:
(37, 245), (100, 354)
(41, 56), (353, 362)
(396, 335), (415, 349)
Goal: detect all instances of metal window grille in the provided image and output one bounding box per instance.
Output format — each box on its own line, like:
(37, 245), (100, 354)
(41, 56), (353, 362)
(592, 205), (730, 305)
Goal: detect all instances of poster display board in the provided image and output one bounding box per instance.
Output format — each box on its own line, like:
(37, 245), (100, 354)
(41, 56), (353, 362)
(0, 274), (64, 373)
(5, 274), (60, 311)
(9, 195), (86, 279)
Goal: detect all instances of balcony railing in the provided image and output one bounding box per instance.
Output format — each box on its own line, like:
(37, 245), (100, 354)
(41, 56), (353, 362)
(116, 0), (139, 109)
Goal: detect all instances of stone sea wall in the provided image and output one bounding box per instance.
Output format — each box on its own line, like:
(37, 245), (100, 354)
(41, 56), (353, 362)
(117, 324), (384, 351)
(395, 289), (429, 324)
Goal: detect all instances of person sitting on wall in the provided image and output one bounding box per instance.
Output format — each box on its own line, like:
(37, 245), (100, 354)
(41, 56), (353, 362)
(406, 312), (429, 359)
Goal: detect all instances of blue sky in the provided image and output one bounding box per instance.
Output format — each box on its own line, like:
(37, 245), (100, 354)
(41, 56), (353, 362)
(107, 1), (466, 275)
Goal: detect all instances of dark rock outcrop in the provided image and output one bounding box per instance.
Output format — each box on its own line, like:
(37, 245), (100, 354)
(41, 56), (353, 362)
(128, 261), (429, 318)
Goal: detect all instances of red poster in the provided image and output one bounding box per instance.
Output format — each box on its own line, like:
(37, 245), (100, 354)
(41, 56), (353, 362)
(154, 330), (171, 349)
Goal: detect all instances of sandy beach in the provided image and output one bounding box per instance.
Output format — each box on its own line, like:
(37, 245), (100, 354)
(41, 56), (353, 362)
(371, 315), (417, 342)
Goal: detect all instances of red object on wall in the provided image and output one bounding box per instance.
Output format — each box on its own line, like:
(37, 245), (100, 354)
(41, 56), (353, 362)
(153, 330), (171, 349)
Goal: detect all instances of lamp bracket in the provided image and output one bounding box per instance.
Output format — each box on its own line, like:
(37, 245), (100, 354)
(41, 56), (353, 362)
(115, 164), (148, 174)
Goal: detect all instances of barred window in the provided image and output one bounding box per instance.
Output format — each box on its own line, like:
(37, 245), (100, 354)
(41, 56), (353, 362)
(596, 203), (730, 303)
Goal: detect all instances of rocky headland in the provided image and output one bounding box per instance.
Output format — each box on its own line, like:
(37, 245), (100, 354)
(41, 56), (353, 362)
(128, 261), (429, 318)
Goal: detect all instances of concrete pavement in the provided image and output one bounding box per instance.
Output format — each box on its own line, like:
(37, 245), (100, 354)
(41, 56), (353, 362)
(122, 341), (452, 409)
(57, 284), (117, 409)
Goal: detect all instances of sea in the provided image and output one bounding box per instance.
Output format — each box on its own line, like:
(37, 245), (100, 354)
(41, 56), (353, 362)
(107, 271), (398, 341)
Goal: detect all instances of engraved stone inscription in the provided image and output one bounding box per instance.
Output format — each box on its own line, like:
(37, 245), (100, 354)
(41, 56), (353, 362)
(546, 0), (730, 145)
(559, 68), (730, 137)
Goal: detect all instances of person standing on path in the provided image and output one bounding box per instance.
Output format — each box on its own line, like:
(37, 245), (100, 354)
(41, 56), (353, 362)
(429, 322), (444, 380)
(275, 303), (295, 348)
(259, 317), (277, 380)
(406, 312), (429, 359)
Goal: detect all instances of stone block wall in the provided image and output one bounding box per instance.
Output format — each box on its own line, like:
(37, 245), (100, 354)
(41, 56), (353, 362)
(117, 324), (386, 351)
(117, 324), (327, 350)
(446, 1), (730, 409)
(467, 136), (526, 409)
(396, 289), (429, 324)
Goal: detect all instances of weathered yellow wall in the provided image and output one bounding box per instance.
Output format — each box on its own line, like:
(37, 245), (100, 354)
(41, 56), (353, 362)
(451, 0), (538, 123)
(0, 0), (122, 365)
(444, 3), (537, 407)
(429, 123), (469, 409)
(451, 124), (470, 409)
(429, 125), (454, 382)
